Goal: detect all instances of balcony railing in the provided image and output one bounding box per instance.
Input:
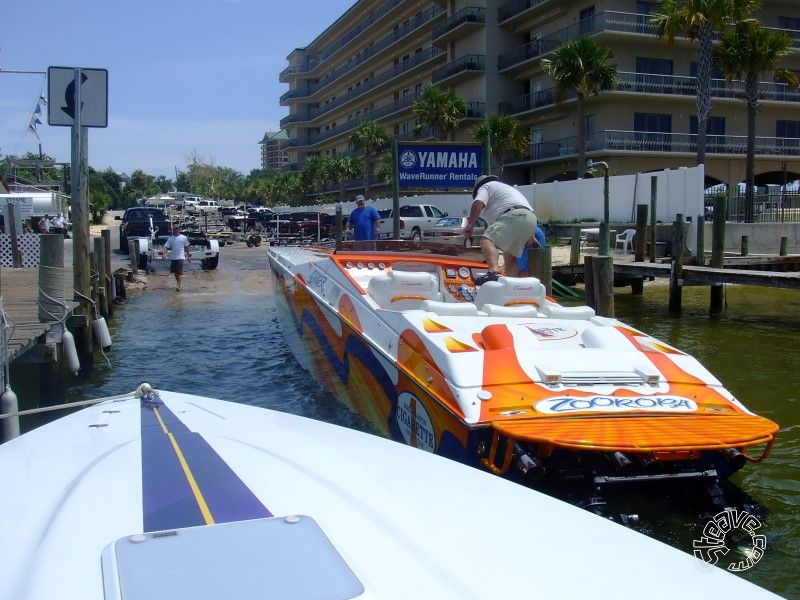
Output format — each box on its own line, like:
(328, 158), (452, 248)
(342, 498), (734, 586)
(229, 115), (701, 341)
(307, 5), (445, 97)
(499, 11), (800, 72)
(294, 98), (485, 150)
(432, 6), (485, 41)
(431, 54), (485, 83)
(307, 46), (445, 121)
(498, 72), (800, 116)
(513, 130), (800, 162)
(498, 0), (551, 23)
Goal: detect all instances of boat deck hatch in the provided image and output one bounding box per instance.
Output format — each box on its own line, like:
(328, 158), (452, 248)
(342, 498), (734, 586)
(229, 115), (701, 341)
(101, 515), (364, 599)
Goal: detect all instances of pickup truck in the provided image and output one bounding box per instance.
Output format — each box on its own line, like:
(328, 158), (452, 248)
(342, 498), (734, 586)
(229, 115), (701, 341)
(376, 203), (448, 242)
(116, 207), (172, 252)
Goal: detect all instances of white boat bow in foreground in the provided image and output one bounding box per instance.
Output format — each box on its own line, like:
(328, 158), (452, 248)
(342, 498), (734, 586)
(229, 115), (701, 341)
(0, 385), (779, 599)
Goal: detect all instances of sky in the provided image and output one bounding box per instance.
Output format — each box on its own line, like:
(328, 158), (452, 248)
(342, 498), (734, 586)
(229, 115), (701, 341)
(1, 0), (353, 179)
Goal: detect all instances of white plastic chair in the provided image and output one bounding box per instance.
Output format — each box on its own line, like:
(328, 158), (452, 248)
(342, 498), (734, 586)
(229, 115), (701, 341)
(614, 229), (636, 253)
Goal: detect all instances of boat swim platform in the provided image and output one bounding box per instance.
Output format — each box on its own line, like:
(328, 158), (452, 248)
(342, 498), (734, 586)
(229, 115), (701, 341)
(1, 267), (79, 364)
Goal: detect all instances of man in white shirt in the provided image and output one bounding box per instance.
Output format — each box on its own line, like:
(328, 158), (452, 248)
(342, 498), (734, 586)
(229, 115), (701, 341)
(464, 175), (537, 284)
(163, 224), (191, 291)
(51, 212), (67, 235)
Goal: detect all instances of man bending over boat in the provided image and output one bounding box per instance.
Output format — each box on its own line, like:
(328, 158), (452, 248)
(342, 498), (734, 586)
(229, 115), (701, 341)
(465, 175), (537, 285)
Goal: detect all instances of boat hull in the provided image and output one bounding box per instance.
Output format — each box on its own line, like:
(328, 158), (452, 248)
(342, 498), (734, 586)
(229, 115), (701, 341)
(268, 244), (778, 493)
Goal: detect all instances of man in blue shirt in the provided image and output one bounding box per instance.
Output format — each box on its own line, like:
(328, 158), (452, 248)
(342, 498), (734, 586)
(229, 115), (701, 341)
(347, 195), (380, 241)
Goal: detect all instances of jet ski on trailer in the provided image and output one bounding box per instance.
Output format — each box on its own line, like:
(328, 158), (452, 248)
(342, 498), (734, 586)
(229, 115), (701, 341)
(268, 241), (779, 509)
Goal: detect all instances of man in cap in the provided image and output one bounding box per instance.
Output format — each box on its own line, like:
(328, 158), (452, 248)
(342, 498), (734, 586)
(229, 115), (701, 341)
(464, 175), (537, 285)
(346, 194), (380, 241)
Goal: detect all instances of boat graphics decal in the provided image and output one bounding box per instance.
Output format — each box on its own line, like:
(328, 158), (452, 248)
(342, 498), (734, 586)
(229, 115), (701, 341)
(396, 392), (435, 452)
(141, 402), (271, 532)
(535, 395), (698, 415)
(273, 269), (472, 461)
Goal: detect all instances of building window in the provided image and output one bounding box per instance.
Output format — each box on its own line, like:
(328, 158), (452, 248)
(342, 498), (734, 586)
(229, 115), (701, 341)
(634, 113), (672, 150)
(691, 116), (726, 151)
(777, 120), (800, 148)
(579, 6), (595, 35)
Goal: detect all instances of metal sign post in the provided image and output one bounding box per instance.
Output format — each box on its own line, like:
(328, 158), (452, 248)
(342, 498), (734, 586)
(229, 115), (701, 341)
(47, 66), (108, 369)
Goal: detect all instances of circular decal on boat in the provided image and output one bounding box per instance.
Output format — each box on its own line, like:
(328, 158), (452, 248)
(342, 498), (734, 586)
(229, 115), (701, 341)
(396, 392), (435, 452)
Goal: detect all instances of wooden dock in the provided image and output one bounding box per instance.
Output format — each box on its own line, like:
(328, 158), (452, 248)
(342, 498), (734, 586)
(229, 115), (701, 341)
(553, 257), (800, 290)
(1, 267), (78, 363)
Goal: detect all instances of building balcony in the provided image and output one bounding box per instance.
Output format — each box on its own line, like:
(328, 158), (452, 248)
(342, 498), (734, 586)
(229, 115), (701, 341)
(498, 0), (554, 24)
(306, 5), (445, 98)
(511, 130), (800, 165)
(499, 12), (800, 74)
(431, 54), (486, 85)
(306, 46), (445, 122)
(498, 73), (800, 117)
(432, 7), (485, 46)
(288, 96), (486, 151)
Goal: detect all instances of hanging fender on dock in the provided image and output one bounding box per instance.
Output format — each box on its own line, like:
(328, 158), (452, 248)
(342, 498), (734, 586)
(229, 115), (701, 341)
(62, 329), (80, 375)
(93, 316), (112, 351)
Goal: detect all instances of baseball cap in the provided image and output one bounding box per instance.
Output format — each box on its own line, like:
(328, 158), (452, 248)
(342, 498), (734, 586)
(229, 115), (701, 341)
(355, 194), (365, 204)
(472, 175), (499, 199)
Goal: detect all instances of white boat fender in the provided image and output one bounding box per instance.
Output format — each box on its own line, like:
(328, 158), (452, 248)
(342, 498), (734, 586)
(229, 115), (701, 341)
(62, 328), (80, 375)
(93, 316), (112, 351)
(1, 385), (20, 440)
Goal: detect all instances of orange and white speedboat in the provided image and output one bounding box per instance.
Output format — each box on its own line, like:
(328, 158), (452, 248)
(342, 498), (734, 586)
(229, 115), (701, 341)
(268, 241), (779, 502)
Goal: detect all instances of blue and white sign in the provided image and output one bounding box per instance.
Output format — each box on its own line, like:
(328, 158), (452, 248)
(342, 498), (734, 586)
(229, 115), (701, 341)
(396, 142), (483, 189)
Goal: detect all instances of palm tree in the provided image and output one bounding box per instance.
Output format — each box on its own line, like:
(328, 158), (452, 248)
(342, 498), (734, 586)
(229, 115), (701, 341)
(715, 19), (796, 222)
(331, 155), (363, 203)
(651, 0), (760, 166)
(350, 120), (390, 199)
(471, 114), (529, 176)
(540, 37), (617, 179)
(412, 85), (467, 141)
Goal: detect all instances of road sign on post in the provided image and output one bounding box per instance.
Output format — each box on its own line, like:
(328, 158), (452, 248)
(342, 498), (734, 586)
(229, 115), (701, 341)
(47, 67), (108, 128)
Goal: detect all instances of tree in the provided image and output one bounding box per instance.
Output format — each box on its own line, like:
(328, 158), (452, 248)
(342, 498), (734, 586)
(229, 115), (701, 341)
(350, 120), (390, 199)
(541, 37), (617, 179)
(716, 19), (796, 222)
(412, 85), (467, 141)
(472, 114), (529, 176)
(651, 0), (760, 165)
(331, 155), (363, 203)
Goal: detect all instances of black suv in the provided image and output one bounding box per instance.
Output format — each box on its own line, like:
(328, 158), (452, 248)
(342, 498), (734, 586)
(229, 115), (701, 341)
(116, 207), (172, 251)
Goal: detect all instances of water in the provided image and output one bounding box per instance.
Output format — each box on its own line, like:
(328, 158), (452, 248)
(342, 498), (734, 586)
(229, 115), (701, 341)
(59, 248), (798, 598)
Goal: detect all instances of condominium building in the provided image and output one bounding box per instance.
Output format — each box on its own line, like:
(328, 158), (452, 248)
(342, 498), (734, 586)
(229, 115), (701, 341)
(279, 0), (799, 196)
(259, 129), (290, 171)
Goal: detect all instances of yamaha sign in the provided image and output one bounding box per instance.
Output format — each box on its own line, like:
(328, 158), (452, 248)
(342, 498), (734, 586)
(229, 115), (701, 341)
(396, 142), (483, 189)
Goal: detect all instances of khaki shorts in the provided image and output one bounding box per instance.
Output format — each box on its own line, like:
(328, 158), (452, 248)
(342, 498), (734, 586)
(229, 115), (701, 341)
(483, 209), (538, 258)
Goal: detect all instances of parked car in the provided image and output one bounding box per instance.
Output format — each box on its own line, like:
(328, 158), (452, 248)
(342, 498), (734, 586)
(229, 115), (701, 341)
(377, 203), (447, 241)
(424, 216), (487, 248)
(115, 207), (173, 252)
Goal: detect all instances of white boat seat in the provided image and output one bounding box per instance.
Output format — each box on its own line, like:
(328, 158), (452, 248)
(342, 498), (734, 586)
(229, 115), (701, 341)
(421, 300), (478, 316)
(367, 270), (442, 309)
(541, 304), (595, 320)
(474, 276), (547, 312)
(482, 304), (539, 318)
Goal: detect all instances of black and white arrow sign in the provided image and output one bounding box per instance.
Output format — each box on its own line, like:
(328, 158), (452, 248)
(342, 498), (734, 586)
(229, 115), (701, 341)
(47, 66), (108, 128)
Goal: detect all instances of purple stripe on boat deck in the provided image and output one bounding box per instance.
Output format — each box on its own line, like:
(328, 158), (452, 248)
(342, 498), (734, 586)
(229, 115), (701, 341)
(141, 403), (272, 532)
